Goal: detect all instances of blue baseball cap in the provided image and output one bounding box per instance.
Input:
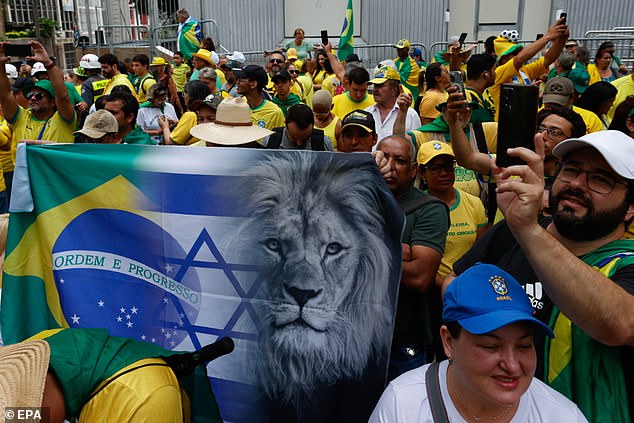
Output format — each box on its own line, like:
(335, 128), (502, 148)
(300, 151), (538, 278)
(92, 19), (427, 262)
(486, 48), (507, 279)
(443, 263), (554, 338)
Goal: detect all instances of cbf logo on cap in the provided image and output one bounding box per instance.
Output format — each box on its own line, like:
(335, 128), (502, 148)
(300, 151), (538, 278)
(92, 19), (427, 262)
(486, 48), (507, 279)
(443, 263), (554, 337)
(490, 275), (509, 296)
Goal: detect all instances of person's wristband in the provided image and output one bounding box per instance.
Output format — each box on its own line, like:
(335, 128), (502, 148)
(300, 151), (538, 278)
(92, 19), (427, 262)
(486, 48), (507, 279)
(44, 62), (56, 71)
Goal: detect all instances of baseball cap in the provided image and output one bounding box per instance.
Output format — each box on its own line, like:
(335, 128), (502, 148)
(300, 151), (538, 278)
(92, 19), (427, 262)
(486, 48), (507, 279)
(543, 76), (574, 106)
(394, 39), (410, 49)
(23, 79), (56, 98)
(417, 141), (455, 165)
(369, 65), (401, 85)
(443, 263), (554, 337)
(341, 110), (376, 133)
(150, 56), (167, 66)
(565, 39), (579, 48)
(234, 65), (268, 90)
(11, 77), (32, 92)
(552, 130), (634, 180)
(558, 52), (575, 70)
(227, 51), (246, 65)
(567, 67), (590, 94)
(74, 109), (119, 139)
(271, 69), (292, 83)
(202, 93), (223, 110)
(286, 48), (298, 60)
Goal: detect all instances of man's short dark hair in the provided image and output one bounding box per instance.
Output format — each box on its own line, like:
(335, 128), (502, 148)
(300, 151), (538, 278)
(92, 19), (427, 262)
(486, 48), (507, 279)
(132, 54), (150, 67)
(466, 54), (496, 80)
(174, 51), (183, 58)
(270, 51), (286, 61)
(98, 53), (119, 67)
(104, 91), (140, 121)
(286, 104), (314, 129)
(348, 66), (370, 85)
(537, 105), (586, 138)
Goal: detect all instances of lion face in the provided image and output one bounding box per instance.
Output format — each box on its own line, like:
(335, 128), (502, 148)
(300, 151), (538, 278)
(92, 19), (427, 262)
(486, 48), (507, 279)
(234, 152), (399, 407)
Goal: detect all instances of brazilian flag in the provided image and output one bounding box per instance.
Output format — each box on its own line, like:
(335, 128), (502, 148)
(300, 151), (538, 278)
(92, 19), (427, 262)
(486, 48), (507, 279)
(338, 0), (354, 61)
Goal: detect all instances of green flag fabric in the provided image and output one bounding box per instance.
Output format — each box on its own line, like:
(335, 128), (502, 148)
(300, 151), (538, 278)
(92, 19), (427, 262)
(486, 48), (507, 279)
(338, 0), (354, 61)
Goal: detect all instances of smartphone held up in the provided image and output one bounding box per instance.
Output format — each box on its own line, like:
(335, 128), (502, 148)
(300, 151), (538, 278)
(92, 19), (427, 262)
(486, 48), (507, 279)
(496, 84), (539, 168)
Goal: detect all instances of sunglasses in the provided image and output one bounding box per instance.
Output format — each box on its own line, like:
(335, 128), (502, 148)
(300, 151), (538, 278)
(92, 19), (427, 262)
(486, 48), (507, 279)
(269, 59), (284, 64)
(288, 70), (299, 75)
(26, 91), (46, 101)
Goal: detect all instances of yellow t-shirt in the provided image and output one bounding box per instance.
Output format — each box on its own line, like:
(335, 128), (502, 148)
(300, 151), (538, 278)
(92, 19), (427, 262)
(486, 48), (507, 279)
(171, 63), (191, 92)
(290, 80), (306, 103)
(332, 92), (375, 120)
(321, 74), (341, 97)
(137, 74), (158, 103)
(436, 188), (488, 278)
(315, 116), (340, 150)
(571, 105), (603, 133)
(169, 111), (199, 145)
(10, 107), (77, 150)
(419, 90), (448, 120)
(608, 74), (634, 120)
(487, 57), (546, 121)
(312, 69), (327, 88)
(78, 358), (183, 423)
(103, 73), (138, 99)
(251, 99), (285, 130)
(0, 118), (14, 174)
(215, 68), (226, 86)
(297, 73), (314, 107)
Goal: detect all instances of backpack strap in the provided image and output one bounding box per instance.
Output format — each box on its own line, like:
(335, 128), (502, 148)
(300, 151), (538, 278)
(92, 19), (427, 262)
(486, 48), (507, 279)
(472, 122), (497, 224)
(267, 127), (284, 149)
(425, 362), (450, 423)
(310, 128), (325, 151)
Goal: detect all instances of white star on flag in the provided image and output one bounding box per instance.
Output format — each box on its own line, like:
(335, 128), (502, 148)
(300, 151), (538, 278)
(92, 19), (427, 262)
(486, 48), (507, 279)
(98, 300), (104, 307)
(130, 306), (138, 314)
(71, 314), (80, 324)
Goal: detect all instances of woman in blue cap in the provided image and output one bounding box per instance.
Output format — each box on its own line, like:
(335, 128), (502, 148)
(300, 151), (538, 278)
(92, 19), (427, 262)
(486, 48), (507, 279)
(370, 263), (587, 422)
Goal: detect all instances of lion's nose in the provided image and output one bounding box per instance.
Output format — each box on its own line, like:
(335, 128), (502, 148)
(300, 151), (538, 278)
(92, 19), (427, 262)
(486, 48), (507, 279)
(286, 286), (322, 307)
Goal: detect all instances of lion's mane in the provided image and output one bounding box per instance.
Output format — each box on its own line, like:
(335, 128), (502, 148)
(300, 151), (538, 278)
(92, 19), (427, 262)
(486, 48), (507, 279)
(234, 152), (398, 409)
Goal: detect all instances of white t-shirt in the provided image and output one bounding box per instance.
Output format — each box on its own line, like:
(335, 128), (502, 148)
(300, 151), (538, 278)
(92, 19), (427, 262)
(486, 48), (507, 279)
(365, 103), (421, 149)
(136, 102), (178, 144)
(369, 360), (588, 423)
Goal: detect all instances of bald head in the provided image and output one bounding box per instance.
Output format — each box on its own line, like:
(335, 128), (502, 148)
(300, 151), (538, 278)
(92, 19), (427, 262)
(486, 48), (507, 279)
(313, 90), (333, 108)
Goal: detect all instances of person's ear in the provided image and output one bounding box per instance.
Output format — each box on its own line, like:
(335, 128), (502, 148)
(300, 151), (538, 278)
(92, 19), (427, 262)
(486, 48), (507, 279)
(440, 325), (455, 359)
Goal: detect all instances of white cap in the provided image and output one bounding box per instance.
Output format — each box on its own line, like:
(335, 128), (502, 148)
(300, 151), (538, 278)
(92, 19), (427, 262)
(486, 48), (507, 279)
(5, 64), (17, 79)
(552, 130), (634, 180)
(211, 51), (220, 66)
(227, 51), (246, 65)
(79, 53), (101, 69)
(31, 62), (46, 76)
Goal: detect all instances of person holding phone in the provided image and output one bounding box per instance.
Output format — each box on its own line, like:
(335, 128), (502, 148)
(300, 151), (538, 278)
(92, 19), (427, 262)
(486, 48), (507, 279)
(488, 18), (569, 121)
(0, 40), (77, 146)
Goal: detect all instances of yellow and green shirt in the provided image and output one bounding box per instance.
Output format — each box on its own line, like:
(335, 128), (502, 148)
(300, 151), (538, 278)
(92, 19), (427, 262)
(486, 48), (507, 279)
(251, 99), (285, 130)
(332, 92), (375, 120)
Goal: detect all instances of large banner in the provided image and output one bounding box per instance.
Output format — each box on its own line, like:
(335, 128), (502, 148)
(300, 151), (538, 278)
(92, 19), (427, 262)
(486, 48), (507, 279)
(1, 144), (403, 422)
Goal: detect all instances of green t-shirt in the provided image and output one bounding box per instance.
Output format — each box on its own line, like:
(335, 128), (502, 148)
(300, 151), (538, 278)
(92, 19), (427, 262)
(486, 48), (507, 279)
(123, 125), (155, 145)
(271, 93), (303, 117)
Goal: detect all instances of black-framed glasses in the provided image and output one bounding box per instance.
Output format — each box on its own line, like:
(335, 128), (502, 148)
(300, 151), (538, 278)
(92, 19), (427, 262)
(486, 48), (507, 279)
(427, 162), (456, 175)
(26, 91), (46, 101)
(537, 125), (569, 139)
(555, 161), (629, 195)
(269, 58), (284, 64)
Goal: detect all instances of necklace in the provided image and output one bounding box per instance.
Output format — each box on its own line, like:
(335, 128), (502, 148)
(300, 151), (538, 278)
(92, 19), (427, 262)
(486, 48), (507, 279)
(448, 366), (515, 422)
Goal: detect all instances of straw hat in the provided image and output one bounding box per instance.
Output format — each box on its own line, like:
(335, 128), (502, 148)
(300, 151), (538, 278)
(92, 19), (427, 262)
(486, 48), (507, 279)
(0, 340), (50, 412)
(189, 97), (273, 145)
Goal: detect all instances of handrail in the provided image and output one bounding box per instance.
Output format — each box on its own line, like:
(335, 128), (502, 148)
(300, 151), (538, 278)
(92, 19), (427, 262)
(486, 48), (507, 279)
(96, 25), (150, 54)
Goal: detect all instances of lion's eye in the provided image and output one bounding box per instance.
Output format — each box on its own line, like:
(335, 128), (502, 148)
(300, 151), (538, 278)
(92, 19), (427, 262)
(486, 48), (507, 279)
(264, 238), (282, 252)
(325, 242), (344, 255)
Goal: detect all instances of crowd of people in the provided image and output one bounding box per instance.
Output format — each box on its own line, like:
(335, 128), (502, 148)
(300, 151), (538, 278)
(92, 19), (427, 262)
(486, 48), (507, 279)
(0, 7), (632, 422)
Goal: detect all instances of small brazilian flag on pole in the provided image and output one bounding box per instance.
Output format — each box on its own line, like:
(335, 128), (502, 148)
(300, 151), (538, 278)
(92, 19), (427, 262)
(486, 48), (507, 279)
(338, 0), (354, 61)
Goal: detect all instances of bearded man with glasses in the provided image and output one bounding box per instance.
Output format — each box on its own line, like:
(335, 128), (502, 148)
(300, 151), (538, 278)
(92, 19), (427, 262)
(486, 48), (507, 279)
(448, 130), (634, 423)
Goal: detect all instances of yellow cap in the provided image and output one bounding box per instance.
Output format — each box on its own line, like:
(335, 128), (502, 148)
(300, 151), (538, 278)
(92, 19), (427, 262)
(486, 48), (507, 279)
(417, 141), (455, 165)
(369, 66), (401, 85)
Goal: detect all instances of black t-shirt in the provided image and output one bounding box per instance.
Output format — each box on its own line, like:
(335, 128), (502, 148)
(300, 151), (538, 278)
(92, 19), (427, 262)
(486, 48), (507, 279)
(453, 216), (634, 418)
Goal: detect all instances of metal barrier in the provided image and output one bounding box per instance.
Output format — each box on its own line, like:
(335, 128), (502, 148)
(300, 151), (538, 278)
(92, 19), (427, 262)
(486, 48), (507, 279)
(241, 43), (427, 71)
(95, 25), (151, 55)
(578, 34), (634, 70)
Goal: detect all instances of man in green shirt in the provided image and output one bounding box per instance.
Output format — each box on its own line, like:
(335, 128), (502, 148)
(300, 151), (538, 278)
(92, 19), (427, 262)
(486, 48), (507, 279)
(271, 70), (303, 117)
